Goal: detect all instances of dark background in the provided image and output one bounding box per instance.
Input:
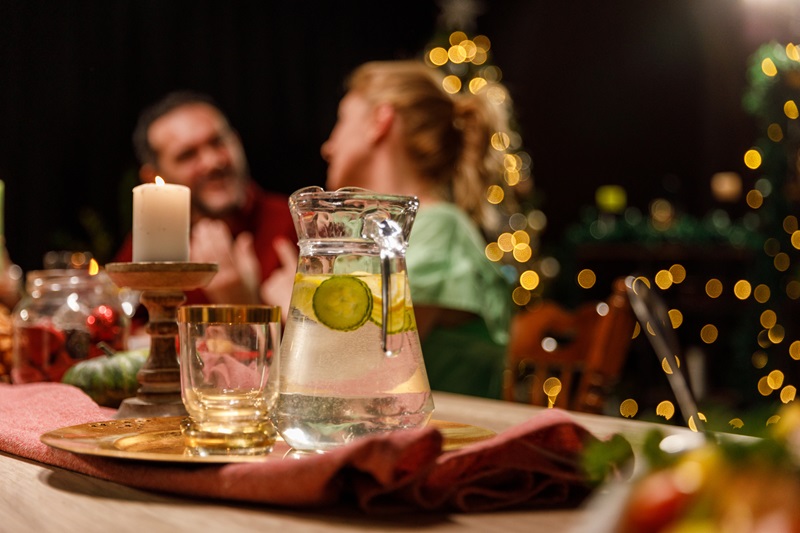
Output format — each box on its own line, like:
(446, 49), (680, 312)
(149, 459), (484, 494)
(0, 0), (793, 272)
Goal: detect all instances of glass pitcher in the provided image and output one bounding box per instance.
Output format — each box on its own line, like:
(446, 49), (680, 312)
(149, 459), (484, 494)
(275, 186), (434, 452)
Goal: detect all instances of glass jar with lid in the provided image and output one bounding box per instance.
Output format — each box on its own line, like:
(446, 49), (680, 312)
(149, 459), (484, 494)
(11, 269), (129, 383)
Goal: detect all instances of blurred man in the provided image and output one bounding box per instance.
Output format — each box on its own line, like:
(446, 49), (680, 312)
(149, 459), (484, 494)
(116, 91), (296, 304)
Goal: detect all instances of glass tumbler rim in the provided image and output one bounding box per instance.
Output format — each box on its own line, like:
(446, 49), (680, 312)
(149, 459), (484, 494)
(289, 185), (419, 206)
(177, 304), (281, 324)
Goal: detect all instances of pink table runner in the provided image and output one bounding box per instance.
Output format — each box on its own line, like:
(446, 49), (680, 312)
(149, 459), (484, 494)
(0, 383), (614, 513)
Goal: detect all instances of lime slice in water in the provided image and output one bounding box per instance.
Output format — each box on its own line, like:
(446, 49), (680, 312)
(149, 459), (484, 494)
(291, 273), (326, 320)
(312, 275), (373, 331)
(362, 272), (409, 333)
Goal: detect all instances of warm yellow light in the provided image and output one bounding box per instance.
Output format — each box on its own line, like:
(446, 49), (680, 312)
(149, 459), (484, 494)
(705, 278), (723, 298)
(490, 131), (510, 151)
(655, 270), (673, 290)
(449, 31), (468, 46)
(468, 77), (487, 95)
(88, 258), (99, 276)
(768, 370), (785, 390)
(520, 270), (540, 290)
(758, 330), (772, 348)
(785, 100), (800, 120)
(781, 385), (797, 403)
(656, 401), (675, 420)
(729, 418), (744, 429)
(485, 242), (504, 262)
(460, 39), (477, 61)
(448, 45), (467, 64)
(700, 324), (718, 344)
(785, 216), (799, 233)
(669, 264), (686, 283)
(442, 75), (462, 94)
(497, 232), (514, 252)
(512, 230), (530, 245)
(733, 280), (751, 300)
(754, 284), (771, 303)
(473, 34), (491, 51)
(760, 309), (777, 328)
(792, 231), (800, 250)
(577, 269), (596, 289)
(472, 49), (488, 65)
(486, 184), (504, 204)
(662, 356), (680, 374)
(788, 281), (800, 300)
(512, 287), (531, 306)
(769, 324), (785, 344)
(790, 340), (800, 360)
(512, 243), (532, 262)
(788, 43), (800, 61)
(744, 149), (762, 169)
(758, 376), (773, 396)
(668, 309), (683, 328)
(619, 399), (638, 418)
(428, 47), (449, 66)
(746, 189), (764, 209)
(543, 377), (561, 397)
(504, 169), (520, 186)
(774, 252), (791, 271)
(761, 57), (778, 76)
(503, 153), (521, 171)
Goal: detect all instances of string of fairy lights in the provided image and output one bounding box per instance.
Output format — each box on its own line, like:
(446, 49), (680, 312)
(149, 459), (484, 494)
(612, 41), (800, 428)
(426, 27), (800, 428)
(422, 30), (552, 307)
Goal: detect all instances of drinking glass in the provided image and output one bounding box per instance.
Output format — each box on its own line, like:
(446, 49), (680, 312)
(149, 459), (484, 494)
(177, 305), (281, 455)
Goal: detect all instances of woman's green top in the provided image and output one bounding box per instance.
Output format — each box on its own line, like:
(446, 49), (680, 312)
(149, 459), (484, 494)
(406, 203), (512, 399)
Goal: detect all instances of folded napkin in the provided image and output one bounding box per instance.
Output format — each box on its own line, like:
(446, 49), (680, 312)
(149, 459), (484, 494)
(0, 383), (619, 513)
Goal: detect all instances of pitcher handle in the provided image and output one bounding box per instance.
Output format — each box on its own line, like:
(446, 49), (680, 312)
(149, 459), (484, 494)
(363, 214), (406, 357)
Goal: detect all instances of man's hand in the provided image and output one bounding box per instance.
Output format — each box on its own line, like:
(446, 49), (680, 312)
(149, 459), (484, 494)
(191, 219), (261, 304)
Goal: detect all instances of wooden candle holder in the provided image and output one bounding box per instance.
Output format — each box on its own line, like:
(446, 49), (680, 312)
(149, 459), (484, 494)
(105, 262), (217, 419)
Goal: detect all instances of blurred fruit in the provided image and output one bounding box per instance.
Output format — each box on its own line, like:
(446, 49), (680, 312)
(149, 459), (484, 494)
(62, 348), (147, 407)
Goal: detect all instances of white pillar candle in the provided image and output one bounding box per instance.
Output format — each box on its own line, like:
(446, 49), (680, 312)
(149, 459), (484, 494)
(132, 178), (190, 262)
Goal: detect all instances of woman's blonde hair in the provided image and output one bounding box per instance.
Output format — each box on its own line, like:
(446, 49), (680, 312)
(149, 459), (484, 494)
(347, 60), (508, 230)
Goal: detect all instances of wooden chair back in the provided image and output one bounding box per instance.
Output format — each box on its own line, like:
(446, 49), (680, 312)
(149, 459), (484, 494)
(503, 277), (636, 413)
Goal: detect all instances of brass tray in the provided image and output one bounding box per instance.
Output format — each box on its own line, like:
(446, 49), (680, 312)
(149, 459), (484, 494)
(40, 417), (496, 464)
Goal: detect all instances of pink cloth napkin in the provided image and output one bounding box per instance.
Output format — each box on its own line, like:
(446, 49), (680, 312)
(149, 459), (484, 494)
(0, 383), (612, 513)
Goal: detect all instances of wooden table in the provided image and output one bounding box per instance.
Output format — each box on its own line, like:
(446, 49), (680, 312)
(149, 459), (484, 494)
(0, 392), (690, 532)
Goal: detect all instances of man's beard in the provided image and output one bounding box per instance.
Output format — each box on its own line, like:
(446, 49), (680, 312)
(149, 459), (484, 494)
(192, 173), (247, 218)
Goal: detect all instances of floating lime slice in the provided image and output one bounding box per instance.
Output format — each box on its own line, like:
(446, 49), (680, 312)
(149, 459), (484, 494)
(362, 272), (409, 333)
(312, 275), (373, 331)
(290, 273), (326, 320)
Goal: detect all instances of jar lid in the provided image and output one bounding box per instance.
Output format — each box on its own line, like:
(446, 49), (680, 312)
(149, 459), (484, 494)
(177, 305), (281, 324)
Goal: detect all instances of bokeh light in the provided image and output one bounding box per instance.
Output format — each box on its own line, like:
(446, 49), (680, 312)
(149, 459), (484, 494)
(577, 269), (596, 289)
(620, 399), (638, 418)
(744, 148), (762, 169)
